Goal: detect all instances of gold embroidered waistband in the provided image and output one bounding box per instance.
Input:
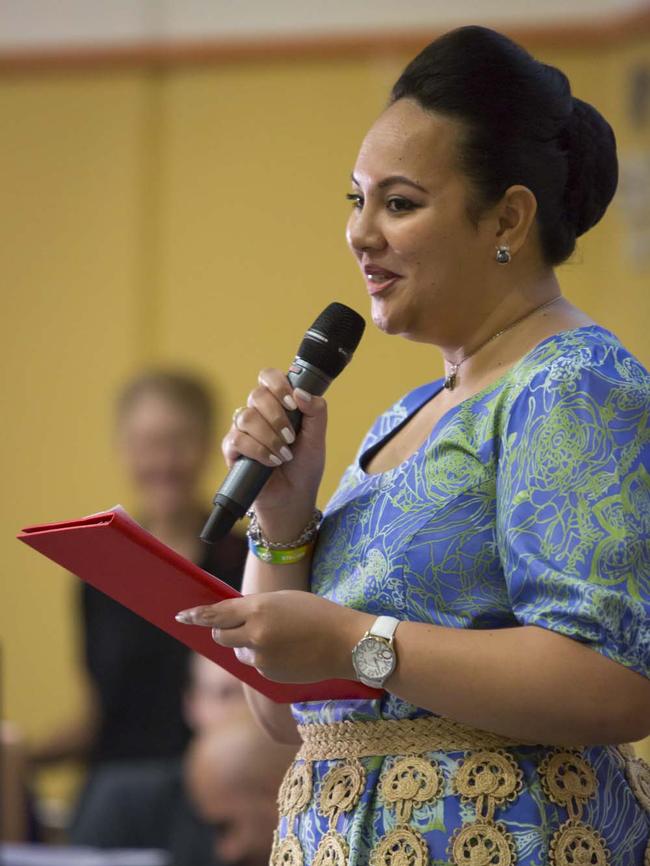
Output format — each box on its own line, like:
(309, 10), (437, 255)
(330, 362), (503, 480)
(296, 715), (535, 761)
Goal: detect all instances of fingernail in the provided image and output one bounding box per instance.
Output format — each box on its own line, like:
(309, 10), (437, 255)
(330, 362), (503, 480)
(281, 426), (295, 444)
(234, 646), (255, 665)
(280, 446), (293, 462)
(211, 627), (222, 643)
(283, 394), (298, 411)
(294, 388), (312, 402)
(269, 453), (282, 466)
(175, 611), (195, 624)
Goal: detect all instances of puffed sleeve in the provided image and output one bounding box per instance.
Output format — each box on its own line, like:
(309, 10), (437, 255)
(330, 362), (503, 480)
(496, 342), (650, 676)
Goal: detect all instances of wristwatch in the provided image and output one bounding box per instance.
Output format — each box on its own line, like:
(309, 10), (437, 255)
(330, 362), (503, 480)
(351, 615), (400, 688)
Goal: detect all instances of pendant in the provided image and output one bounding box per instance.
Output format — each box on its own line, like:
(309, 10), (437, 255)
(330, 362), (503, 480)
(443, 365), (458, 390)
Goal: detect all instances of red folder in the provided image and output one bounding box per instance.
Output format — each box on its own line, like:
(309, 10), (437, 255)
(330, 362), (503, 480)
(17, 507), (382, 704)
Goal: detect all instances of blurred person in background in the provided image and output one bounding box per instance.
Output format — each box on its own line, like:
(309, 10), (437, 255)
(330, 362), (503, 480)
(28, 371), (247, 833)
(70, 657), (247, 866)
(186, 706), (297, 866)
(1, 722), (32, 842)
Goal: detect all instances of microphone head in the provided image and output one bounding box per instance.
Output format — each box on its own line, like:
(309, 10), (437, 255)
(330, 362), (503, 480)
(296, 302), (366, 379)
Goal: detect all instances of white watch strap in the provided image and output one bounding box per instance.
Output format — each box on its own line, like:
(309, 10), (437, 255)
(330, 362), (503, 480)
(369, 615), (400, 641)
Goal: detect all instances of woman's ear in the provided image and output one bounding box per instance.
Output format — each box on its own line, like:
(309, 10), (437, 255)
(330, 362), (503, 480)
(495, 184), (538, 256)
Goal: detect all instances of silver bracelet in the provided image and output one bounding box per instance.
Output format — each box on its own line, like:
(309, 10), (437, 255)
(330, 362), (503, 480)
(246, 508), (322, 550)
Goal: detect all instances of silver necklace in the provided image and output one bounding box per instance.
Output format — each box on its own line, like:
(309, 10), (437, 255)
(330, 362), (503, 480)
(443, 295), (562, 390)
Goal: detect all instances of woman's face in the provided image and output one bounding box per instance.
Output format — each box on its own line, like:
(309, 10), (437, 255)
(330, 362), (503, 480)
(346, 98), (497, 346)
(117, 392), (209, 521)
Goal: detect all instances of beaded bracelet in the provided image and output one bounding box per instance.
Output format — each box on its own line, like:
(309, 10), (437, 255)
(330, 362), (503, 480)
(246, 508), (322, 550)
(248, 538), (315, 565)
(246, 507), (322, 566)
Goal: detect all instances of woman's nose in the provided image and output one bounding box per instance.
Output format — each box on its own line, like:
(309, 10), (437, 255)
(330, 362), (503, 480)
(346, 207), (386, 254)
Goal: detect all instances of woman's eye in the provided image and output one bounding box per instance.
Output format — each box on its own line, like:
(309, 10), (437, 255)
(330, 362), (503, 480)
(346, 193), (363, 209)
(386, 196), (417, 213)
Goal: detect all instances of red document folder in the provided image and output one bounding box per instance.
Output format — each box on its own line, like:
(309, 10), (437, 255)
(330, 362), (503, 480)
(18, 507), (382, 704)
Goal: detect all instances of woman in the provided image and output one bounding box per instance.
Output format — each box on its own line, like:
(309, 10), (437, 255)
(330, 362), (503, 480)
(177, 27), (650, 865)
(31, 371), (246, 833)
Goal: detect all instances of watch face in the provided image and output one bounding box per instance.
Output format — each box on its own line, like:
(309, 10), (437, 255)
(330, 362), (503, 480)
(353, 637), (395, 681)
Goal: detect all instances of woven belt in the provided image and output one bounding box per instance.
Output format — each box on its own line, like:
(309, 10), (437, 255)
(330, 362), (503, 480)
(296, 715), (534, 761)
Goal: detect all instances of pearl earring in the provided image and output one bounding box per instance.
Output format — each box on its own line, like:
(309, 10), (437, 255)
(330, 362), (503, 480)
(496, 245), (511, 264)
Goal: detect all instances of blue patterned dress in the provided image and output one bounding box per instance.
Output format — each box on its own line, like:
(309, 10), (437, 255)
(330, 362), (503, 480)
(274, 326), (650, 866)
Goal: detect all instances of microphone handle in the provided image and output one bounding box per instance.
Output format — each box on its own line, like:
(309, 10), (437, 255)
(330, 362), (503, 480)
(200, 359), (332, 543)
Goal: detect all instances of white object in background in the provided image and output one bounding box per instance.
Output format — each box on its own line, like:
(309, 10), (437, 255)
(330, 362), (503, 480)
(0, 844), (170, 866)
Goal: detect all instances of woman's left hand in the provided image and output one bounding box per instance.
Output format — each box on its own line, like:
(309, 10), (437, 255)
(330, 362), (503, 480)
(176, 591), (373, 683)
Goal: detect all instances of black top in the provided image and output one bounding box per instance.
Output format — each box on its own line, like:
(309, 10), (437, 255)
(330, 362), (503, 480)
(81, 530), (247, 763)
(70, 759), (220, 866)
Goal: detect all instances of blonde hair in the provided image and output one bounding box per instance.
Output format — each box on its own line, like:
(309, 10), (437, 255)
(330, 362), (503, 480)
(116, 369), (215, 438)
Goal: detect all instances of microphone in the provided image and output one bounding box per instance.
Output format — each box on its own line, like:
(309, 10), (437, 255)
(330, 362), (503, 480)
(200, 302), (366, 543)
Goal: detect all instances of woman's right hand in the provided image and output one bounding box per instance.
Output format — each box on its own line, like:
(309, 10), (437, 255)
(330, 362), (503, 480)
(222, 368), (327, 542)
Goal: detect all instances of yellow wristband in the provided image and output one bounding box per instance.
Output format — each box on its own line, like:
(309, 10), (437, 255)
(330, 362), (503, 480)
(248, 539), (314, 565)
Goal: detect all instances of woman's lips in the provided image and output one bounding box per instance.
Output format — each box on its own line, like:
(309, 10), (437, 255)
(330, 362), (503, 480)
(363, 266), (402, 296)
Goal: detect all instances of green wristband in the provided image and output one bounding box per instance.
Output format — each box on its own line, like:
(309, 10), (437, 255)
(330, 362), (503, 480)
(248, 538), (313, 565)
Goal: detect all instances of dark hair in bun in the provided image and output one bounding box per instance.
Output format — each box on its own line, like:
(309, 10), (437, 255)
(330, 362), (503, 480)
(390, 26), (618, 265)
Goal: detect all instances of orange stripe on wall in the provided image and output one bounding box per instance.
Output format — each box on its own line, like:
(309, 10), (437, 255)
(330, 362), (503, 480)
(1, 5), (649, 73)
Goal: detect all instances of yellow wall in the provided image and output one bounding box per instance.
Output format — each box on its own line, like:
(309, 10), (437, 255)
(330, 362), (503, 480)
(2, 29), (649, 803)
